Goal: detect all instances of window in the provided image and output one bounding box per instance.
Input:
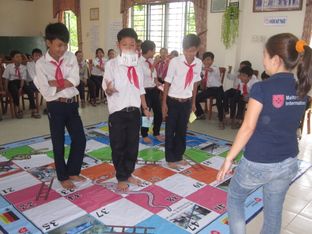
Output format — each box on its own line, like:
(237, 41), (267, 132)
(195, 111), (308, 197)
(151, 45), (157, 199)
(64, 11), (78, 52)
(129, 1), (196, 53)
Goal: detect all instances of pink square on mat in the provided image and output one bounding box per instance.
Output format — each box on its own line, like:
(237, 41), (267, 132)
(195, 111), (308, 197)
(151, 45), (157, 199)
(126, 185), (182, 213)
(65, 184), (122, 213)
(5, 183), (61, 212)
(187, 185), (227, 214)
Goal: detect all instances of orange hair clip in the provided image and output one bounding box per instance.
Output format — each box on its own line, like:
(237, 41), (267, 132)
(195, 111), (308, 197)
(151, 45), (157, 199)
(295, 40), (307, 53)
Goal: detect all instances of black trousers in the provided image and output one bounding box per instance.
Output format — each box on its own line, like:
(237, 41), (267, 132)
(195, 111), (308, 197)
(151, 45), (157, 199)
(165, 97), (191, 162)
(77, 81), (85, 101)
(8, 80), (36, 109)
(195, 86), (224, 121)
(88, 75), (103, 100)
(230, 92), (247, 120)
(141, 87), (162, 137)
(224, 88), (239, 113)
(47, 101), (86, 181)
(108, 108), (141, 181)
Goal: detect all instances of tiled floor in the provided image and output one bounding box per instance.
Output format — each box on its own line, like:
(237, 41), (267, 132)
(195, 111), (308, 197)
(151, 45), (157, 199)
(0, 102), (311, 234)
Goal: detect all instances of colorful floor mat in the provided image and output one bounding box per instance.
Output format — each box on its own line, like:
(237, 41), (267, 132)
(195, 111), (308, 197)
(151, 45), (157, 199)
(0, 122), (310, 234)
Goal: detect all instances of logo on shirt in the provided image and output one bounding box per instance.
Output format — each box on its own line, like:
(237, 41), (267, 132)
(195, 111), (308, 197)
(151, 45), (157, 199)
(272, 94), (284, 108)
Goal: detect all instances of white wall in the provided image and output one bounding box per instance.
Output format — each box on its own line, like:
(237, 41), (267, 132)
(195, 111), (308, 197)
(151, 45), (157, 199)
(207, 0), (307, 73)
(0, 0), (307, 70)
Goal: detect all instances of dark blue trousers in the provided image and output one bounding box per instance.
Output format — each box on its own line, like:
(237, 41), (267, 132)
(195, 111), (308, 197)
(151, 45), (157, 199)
(47, 101), (86, 181)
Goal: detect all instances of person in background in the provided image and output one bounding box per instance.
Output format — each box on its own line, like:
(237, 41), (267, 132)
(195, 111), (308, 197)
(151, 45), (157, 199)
(75, 50), (88, 108)
(107, 49), (116, 60)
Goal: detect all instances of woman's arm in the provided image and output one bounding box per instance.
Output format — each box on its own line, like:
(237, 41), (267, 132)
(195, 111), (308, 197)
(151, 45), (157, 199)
(217, 98), (263, 180)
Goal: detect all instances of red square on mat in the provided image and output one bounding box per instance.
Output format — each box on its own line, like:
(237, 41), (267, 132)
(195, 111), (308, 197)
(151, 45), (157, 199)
(5, 183), (61, 212)
(64, 184), (122, 213)
(187, 185), (227, 214)
(81, 163), (115, 181)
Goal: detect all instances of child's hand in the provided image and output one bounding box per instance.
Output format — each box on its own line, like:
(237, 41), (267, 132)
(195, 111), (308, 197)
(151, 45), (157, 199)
(162, 103), (168, 120)
(191, 104), (196, 113)
(217, 158), (233, 181)
(143, 109), (153, 118)
(63, 80), (73, 88)
(48, 80), (58, 87)
(105, 80), (118, 96)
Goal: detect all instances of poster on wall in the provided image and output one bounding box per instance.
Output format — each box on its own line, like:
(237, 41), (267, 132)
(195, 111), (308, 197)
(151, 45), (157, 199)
(253, 0), (303, 12)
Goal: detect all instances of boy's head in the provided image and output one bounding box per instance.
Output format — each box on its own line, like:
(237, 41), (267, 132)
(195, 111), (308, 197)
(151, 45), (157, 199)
(182, 34), (201, 62)
(10, 50), (22, 65)
(45, 23), (69, 60)
(169, 50), (179, 59)
(159, 48), (168, 60)
(238, 66), (253, 84)
(117, 28), (138, 54)
(141, 40), (156, 58)
(202, 52), (214, 68)
(239, 60), (252, 69)
(95, 48), (104, 58)
(75, 50), (83, 62)
(32, 48), (42, 62)
(107, 49), (116, 59)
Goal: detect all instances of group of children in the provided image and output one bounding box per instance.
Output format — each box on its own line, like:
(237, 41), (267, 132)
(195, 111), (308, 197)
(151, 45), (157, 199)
(14, 22), (263, 193)
(0, 49), (43, 119)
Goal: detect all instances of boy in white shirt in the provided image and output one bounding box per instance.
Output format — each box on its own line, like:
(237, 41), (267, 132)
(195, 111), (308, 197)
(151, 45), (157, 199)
(195, 52), (225, 129)
(102, 28), (151, 192)
(162, 34), (202, 169)
(229, 66), (258, 128)
(34, 23), (86, 189)
(3, 50), (40, 119)
(75, 50), (89, 108)
(88, 48), (105, 106)
(139, 40), (163, 143)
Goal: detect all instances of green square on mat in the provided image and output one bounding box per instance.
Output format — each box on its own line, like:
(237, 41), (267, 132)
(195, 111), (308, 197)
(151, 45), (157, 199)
(218, 150), (244, 162)
(47, 146), (70, 159)
(1, 145), (33, 160)
(87, 147), (112, 161)
(139, 148), (165, 162)
(184, 148), (213, 163)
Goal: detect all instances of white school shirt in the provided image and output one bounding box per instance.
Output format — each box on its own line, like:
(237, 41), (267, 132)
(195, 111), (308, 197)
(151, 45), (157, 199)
(91, 57), (105, 76)
(26, 61), (36, 82)
(102, 56), (146, 114)
(78, 60), (89, 82)
(34, 51), (80, 102)
(138, 56), (157, 88)
(2, 63), (27, 81)
(165, 55), (202, 99)
(236, 75), (259, 94)
(205, 65), (222, 88)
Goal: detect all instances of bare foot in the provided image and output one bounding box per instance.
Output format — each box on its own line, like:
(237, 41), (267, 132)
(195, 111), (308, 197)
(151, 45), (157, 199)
(155, 135), (165, 142)
(69, 175), (86, 182)
(60, 180), (76, 190)
(143, 137), (152, 144)
(127, 176), (142, 186)
(167, 162), (181, 170)
(117, 181), (129, 192)
(177, 159), (188, 166)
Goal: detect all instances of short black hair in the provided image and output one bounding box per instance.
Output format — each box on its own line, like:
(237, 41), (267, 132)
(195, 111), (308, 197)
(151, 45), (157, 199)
(32, 48), (42, 56)
(202, 52), (214, 61)
(240, 60), (252, 68)
(95, 48), (104, 56)
(108, 49), (115, 54)
(75, 50), (82, 56)
(182, 34), (201, 50)
(10, 50), (21, 58)
(239, 66), (253, 77)
(117, 28), (138, 42)
(45, 23), (69, 43)
(261, 71), (270, 80)
(141, 40), (156, 54)
(170, 50), (179, 57)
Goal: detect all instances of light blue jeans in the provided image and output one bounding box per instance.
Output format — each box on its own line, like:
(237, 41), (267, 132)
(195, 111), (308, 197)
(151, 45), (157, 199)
(227, 156), (298, 234)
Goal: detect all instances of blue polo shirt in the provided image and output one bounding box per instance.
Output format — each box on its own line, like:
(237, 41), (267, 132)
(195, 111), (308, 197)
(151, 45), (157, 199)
(245, 72), (307, 163)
